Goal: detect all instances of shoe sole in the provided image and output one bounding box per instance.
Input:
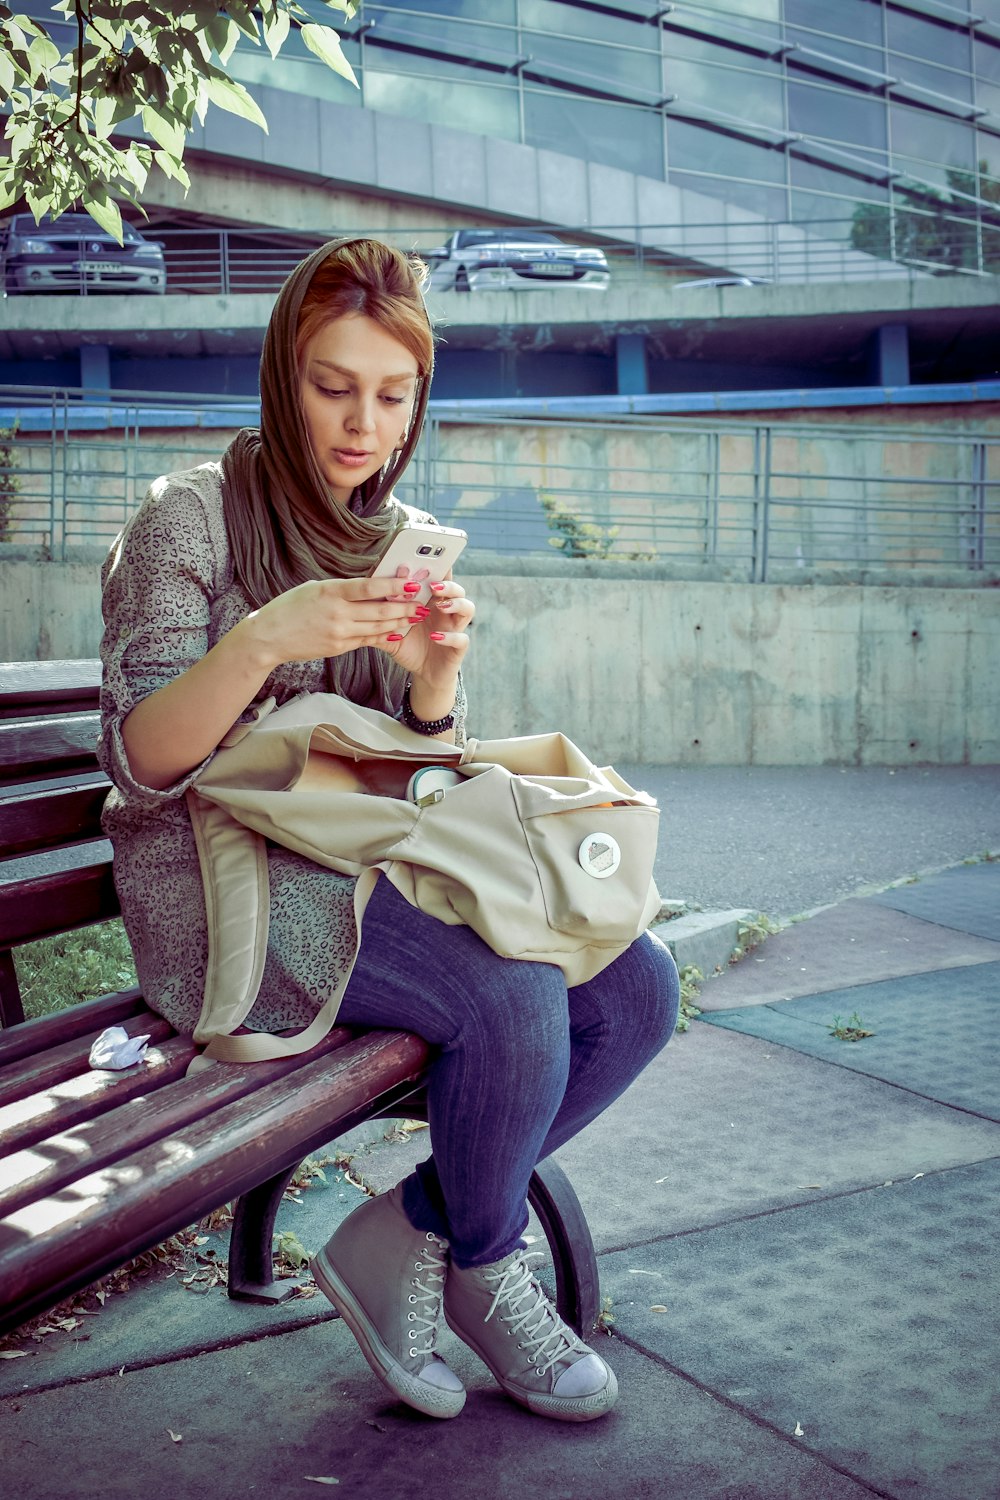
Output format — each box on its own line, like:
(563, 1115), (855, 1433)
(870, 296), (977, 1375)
(444, 1309), (618, 1423)
(312, 1247), (466, 1420)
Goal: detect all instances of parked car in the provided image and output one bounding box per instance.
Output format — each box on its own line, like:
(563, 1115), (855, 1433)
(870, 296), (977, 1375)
(426, 229), (609, 292)
(672, 275), (769, 289)
(1, 213), (167, 294)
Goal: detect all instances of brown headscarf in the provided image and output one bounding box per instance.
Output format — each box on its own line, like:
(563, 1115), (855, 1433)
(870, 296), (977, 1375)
(220, 236), (434, 713)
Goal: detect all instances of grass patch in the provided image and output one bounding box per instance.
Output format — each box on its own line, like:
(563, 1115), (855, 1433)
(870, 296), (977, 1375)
(14, 921), (138, 1021)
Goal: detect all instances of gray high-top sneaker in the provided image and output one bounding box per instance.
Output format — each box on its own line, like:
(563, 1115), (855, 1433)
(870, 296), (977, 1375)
(444, 1248), (618, 1422)
(311, 1181), (466, 1419)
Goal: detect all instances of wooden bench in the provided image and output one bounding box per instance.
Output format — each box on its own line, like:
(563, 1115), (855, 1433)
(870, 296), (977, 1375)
(0, 660), (600, 1340)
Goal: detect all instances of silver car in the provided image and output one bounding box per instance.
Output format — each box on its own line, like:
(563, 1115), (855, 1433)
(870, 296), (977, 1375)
(1, 213), (167, 295)
(427, 229), (609, 292)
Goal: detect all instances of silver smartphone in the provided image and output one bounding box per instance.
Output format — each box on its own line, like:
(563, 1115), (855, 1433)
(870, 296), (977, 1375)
(370, 522), (468, 605)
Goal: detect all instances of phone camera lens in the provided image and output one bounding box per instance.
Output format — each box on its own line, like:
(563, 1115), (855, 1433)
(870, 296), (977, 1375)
(417, 545), (432, 555)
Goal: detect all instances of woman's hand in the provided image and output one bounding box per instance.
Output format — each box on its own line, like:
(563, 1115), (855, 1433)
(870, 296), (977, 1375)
(243, 576), (421, 669)
(384, 576), (475, 691)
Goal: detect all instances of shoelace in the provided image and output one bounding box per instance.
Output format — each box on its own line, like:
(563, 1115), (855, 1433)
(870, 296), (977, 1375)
(407, 1232), (450, 1361)
(482, 1250), (579, 1379)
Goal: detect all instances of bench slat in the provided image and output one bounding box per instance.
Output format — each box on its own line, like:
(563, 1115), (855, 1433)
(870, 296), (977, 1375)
(0, 842), (117, 947)
(0, 714), (101, 779)
(0, 660), (100, 718)
(0, 1034), (194, 1157)
(0, 1026), (357, 1220)
(0, 989), (145, 1065)
(0, 1013), (175, 1110)
(0, 1028), (431, 1334)
(0, 781), (108, 857)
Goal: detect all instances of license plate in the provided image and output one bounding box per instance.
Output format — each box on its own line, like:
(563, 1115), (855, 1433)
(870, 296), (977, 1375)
(75, 261), (123, 273)
(528, 262), (574, 276)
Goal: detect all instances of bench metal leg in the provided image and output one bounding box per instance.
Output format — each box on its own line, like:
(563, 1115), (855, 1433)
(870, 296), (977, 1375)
(528, 1157), (601, 1336)
(227, 1110), (602, 1333)
(228, 1163), (303, 1304)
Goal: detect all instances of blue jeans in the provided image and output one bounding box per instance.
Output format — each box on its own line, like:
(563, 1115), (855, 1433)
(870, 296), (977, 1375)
(338, 876), (679, 1269)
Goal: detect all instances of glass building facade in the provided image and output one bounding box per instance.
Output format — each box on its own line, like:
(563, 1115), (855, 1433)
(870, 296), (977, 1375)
(230, 0), (1000, 272)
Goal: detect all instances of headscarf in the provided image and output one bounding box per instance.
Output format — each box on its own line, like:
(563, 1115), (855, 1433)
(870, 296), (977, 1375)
(220, 236), (434, 713)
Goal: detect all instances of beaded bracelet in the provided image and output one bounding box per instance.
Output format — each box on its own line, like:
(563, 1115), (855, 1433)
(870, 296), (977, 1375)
(401, 683), (455, 736)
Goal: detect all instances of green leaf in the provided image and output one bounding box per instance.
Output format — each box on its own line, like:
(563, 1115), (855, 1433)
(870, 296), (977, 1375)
(153, 149), (190, 190)
(28, 32), (61, 72)
(203, 73), (268, 130)
(262, 7), (290, 60)
(300, 23), (357, 86)
(205, 14), (243, 62)
(140, 103), (186, 156)
(90, 92), (117, 139)
(84, 193), (124, 245)
(0, 50), (15, 96)
(120, 145), (149, 192)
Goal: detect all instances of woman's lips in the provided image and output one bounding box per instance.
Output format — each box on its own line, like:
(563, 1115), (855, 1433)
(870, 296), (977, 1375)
(332, 449), (373, 467)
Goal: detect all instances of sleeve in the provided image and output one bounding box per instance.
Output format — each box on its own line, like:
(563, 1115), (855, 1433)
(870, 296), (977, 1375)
(98, 473), (225, 807)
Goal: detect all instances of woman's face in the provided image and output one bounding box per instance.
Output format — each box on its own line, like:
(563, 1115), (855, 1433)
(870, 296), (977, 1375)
(300, 313), (420, 503)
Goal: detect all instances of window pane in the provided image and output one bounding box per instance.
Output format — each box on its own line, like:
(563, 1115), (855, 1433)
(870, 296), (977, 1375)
(230, 34), (361, 103)
(791, 155), (889, 197)
(890, 55), (973, 102)
(890, 105), (976, 171)
(519, 0), (646, 47)
(671, 169), (788, 220)
(974, 37), (1000, 84)
(668, 118), (787, 180)
(363, 69), (520, 139)
(523, 90), (664, 178)
(788, 81), (887, 153)
(886, 12), (971, 72)
(784, 0), (884, 48)
(666, 58), (785, 128)
(523, 30), (661, 98)
(367, 10), (518, 68)
(786, 26), (885, 75)
(384, 0), (517, 22)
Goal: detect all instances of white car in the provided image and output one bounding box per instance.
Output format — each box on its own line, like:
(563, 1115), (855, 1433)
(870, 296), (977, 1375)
(426, 230), (609, 292)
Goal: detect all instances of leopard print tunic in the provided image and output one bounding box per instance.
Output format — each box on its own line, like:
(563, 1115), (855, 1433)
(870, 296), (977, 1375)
(99, 462), (466, 1036)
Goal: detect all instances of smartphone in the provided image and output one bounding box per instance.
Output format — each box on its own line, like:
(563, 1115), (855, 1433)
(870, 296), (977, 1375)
(370, 522), (468, 606)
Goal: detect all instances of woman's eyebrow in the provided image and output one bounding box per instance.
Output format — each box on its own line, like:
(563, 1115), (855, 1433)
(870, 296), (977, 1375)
(311, 358), (416, 383)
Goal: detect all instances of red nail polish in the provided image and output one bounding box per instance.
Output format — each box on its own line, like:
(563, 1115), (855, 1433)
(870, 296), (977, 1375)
(386, 632), (404, 642)
(430, 582), (445, 592)
(415, 606), (431, 617)
(429, 631), (446, 642)
(403, 582), (421, 594)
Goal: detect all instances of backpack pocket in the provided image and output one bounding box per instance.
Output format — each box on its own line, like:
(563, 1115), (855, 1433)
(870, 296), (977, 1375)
(510, 778), (660, 942)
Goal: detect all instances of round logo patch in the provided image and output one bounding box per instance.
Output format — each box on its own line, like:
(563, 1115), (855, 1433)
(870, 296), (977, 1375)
(578, 831), (622, 879)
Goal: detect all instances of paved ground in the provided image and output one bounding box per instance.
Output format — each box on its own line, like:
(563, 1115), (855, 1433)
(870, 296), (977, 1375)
(1, 769), (997, 1500)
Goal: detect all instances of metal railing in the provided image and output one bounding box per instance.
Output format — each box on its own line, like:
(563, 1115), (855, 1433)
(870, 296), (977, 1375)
(4, 212), (999, 300)
(0, 389), (996, 580)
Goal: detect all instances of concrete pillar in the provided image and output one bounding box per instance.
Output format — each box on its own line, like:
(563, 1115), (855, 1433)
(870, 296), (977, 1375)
(869, 324), (910, 387)
(615, 332), (649, 396)
(80, 343), (111, 392)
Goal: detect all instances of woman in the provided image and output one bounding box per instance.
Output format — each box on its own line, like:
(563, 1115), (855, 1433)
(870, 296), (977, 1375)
(99, 237), (679, 1425)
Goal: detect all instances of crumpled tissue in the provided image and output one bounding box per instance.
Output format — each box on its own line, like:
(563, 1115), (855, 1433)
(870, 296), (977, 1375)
(88, 1025), (151, 1070)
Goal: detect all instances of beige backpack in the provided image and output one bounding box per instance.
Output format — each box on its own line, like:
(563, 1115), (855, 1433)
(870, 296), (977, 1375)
(186, 693), (661, 1064)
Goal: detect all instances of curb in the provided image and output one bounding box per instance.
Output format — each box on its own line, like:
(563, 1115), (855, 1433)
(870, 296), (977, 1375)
(653, 903), (759, 979)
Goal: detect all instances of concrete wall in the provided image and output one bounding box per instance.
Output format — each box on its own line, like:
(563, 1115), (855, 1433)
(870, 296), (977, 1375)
(3, 551), (996, 766)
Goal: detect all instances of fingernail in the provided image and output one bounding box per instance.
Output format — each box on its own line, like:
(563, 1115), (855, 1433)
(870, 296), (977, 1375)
(429, 631), (446, 642)
(387, 632), (404, 642)
(404, 582), (421, 594)
(408, 615), (423, 624)
(429, 582), (445, 592)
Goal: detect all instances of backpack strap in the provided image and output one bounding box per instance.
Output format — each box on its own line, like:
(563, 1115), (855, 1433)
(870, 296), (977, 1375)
(185, 788), (383, 1066)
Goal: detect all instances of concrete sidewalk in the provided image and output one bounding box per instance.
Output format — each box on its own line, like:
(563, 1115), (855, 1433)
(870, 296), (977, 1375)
(1, 772), (997, 1500)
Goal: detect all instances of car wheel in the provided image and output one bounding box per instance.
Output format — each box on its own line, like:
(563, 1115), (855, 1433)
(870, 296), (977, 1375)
(455, 266), (471, 293)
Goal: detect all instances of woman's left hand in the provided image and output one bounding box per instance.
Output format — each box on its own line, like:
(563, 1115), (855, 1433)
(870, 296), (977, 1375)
(382, 575), (475, 692)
